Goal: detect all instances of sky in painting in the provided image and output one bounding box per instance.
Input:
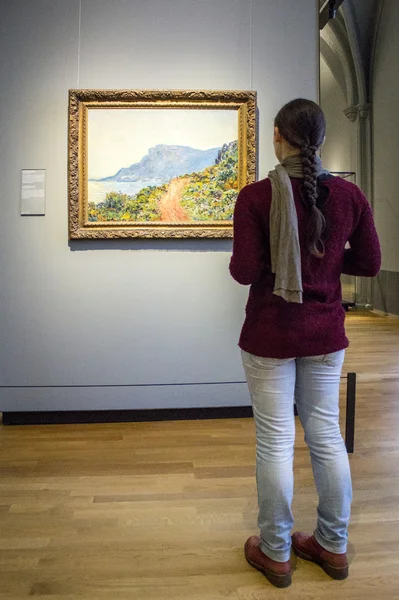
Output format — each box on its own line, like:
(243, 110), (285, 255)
(88, 108), (238, 179)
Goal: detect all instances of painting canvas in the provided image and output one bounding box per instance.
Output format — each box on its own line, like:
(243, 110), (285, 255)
(68, 90), (256, 239)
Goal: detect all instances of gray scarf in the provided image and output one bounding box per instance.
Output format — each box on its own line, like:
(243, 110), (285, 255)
(268, 154), (329, 304)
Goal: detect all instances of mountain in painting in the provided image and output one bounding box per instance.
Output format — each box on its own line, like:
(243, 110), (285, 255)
(100, 144), (221, 184)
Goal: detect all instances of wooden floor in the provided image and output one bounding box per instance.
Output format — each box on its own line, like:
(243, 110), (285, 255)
(1, 311), (399, 599)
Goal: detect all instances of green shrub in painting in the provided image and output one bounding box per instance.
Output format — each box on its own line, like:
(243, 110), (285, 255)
(180, 141), (238, 220)
(88, 185), (165, 222)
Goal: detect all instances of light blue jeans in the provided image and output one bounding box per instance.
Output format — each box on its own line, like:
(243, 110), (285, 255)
(241, 349), (352, 563)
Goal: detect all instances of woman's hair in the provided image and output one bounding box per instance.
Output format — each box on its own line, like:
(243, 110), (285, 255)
(274, 98), (327, 258)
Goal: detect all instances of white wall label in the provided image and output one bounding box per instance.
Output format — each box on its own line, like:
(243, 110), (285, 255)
(21, 169), (46, 215)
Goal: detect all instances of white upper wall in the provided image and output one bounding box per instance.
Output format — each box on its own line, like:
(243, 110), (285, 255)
(0, 0), (318, 408)
(373, 0), (399, 272)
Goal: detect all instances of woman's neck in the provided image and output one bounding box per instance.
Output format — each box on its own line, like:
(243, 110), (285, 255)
(281, 146), (301, 161)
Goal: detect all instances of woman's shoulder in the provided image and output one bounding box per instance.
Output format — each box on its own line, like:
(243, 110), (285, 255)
(238, 177), (272, 201)
(324, 176), (363, 196)
(324, 176), (370, 210)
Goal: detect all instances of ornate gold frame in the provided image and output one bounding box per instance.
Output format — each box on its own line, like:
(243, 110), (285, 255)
(68, 89), (257, 239)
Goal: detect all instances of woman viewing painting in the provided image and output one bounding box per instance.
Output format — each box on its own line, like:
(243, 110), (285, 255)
(230, 98), (381, 588)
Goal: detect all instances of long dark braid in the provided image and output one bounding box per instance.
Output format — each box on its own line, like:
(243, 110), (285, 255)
(274, 99), (327, 258)
(301, 145), (326, 258)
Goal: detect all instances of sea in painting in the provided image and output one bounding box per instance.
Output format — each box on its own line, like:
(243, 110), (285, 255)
(87, 109), (239, 223)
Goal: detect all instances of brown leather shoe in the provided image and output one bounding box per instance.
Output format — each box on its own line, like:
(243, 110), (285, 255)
(244, 536), (292, 588)
(291, 532), (349, 580)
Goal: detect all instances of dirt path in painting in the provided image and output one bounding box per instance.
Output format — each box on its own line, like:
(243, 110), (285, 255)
(159, 178), (190, 222)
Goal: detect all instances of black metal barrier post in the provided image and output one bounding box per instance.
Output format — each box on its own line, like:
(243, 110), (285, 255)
(294, 372), (357, 454)
(345, 372), (357, 454)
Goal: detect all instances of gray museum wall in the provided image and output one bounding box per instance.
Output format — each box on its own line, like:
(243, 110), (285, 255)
(0, 0), (318, 411)
(372, 0), (399, 316)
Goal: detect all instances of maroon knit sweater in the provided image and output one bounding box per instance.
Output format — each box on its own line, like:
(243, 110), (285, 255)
(229, 176), (381, 358)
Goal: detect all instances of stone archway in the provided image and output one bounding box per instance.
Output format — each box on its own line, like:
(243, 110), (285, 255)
(320, 6), (372, 306)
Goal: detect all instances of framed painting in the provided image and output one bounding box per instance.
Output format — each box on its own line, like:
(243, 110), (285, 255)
(68, 89), (257, 239)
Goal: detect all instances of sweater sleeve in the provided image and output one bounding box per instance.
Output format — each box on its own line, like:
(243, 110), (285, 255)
(229, 186), (266, 285)
(342, 191), (381, 277)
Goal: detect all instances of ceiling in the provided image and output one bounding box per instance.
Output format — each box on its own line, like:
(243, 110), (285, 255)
(320, 0), (381, 58)
(320, 0), (383, 97)
(346, 0), (381, 62)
